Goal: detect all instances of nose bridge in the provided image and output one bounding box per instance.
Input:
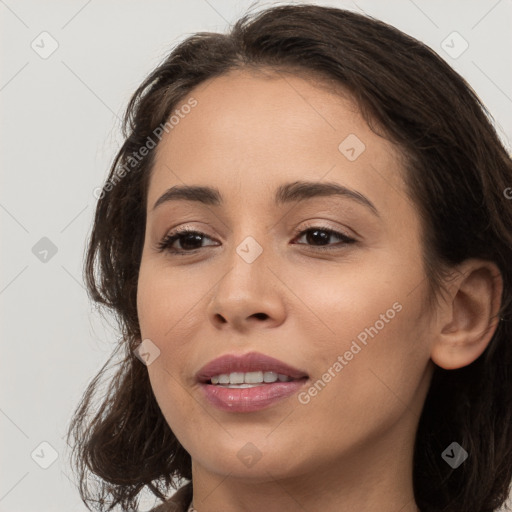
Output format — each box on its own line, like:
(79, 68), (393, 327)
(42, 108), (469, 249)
(226, 208), (272, 277)
(221, 229), (270, 298)
(207, 220), (286, 328)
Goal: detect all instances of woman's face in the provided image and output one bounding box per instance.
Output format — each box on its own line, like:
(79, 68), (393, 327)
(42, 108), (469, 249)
(137, 69), (435, 485)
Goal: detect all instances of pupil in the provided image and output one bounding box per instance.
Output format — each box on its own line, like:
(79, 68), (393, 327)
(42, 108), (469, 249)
(181, 233), (202, 250)
(307, 229), (329, 245)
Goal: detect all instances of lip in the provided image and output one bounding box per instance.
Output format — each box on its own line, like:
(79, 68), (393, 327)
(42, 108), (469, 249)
(200, 379), (308, 412)
(196, 351), (309, 382)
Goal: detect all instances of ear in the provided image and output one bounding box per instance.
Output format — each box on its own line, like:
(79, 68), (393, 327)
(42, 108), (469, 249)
(430, 259), (503, 370)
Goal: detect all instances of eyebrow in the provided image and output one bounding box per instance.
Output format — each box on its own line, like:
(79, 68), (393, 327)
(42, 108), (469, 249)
(152, 180), (379, 217)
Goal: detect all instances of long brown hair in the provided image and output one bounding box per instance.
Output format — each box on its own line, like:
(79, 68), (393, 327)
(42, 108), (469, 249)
(66, 4), (512, 511)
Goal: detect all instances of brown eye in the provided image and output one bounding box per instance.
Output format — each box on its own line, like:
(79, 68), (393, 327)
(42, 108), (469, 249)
(292, 226), (356, 248)
(157, 229), (218, 254)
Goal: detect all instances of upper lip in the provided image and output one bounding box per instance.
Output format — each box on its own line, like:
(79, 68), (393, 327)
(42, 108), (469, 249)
(196, 351), (309, 383)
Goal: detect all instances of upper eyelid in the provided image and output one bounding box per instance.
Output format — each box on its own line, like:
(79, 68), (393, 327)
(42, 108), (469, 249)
(163, 216), (358, 236)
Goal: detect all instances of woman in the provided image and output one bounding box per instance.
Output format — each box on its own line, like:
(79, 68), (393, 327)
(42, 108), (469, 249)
(66, 4), (512, 512)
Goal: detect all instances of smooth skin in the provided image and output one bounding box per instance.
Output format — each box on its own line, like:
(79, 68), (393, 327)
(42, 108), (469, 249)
(136, 68), (502, 512)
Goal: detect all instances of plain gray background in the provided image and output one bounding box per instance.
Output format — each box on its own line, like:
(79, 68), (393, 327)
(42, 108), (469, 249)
(1, 0), (511, 510)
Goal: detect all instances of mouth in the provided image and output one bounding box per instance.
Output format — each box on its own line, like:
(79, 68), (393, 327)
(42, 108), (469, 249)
(196, 351), (309, 412)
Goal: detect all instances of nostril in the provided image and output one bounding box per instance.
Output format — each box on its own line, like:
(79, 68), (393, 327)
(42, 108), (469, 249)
(215, 314), (228, 324)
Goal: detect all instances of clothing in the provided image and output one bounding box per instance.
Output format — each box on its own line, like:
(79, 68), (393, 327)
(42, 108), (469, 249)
(148, 481), (193, 512)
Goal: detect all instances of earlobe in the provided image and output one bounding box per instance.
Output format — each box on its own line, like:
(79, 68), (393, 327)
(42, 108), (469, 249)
(430, 259), (503, 370)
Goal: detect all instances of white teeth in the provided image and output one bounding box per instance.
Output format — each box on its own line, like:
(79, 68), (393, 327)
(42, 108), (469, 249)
(230, 372), (245, 384)
(245, 371), (263, 383)
(209, 371), (292, 385)
(217, 374), (230, 384)
(263, 371), (278, 383)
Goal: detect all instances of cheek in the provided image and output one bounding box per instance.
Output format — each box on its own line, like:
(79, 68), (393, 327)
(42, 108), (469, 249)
(137, 268), (195, 433)
(137, 260), (207, 345)
(280, 253), (422, 347)
(137, 261), (208, 412)
(290, 258), (430, 423)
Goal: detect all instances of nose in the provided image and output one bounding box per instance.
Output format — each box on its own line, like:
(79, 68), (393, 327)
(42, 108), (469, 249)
(207, 242), (287, 332)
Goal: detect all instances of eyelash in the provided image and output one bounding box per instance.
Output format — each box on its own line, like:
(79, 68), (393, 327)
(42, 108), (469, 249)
(156, 224), (356, 255)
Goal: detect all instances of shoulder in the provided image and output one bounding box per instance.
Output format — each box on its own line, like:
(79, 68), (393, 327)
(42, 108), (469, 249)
(147, 482), (193, 512)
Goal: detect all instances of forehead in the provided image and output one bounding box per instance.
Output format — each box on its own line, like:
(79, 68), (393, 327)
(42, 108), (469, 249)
(148, 68), (407, 213)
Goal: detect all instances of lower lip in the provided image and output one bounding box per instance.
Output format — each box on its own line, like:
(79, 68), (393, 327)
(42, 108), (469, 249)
(200, 379), (308, 412)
